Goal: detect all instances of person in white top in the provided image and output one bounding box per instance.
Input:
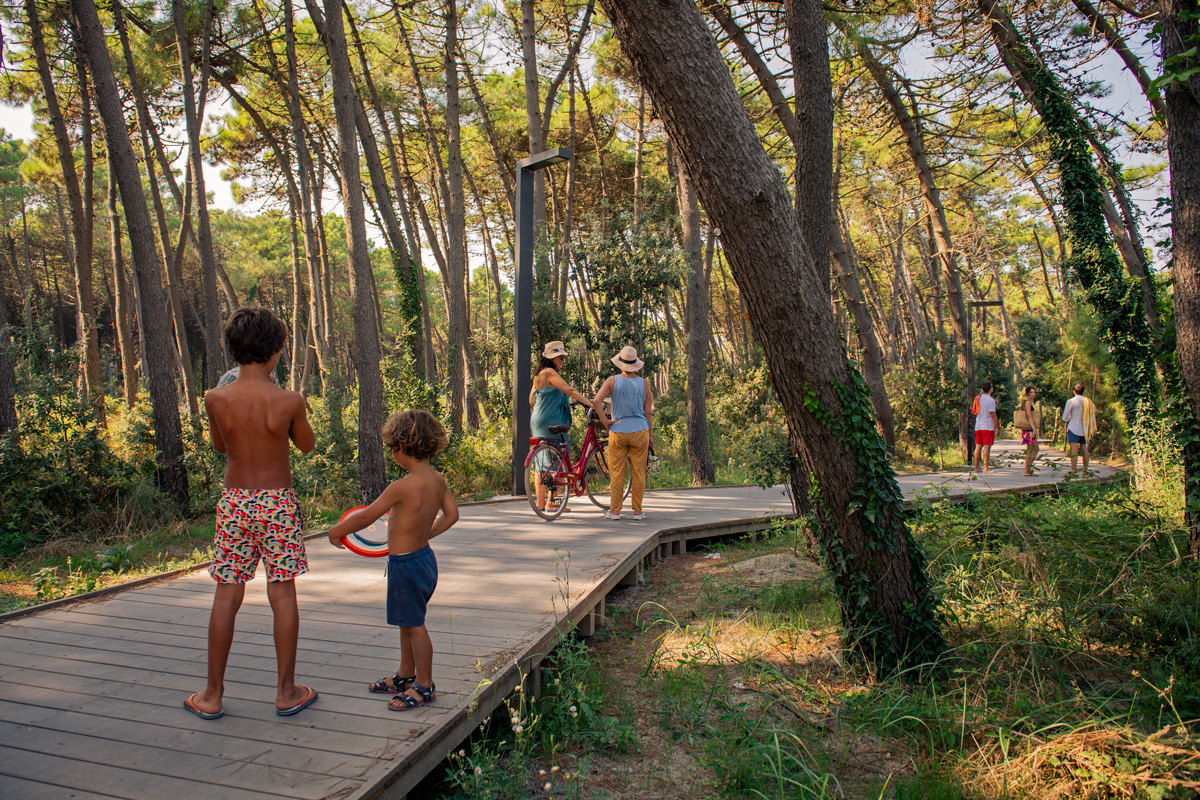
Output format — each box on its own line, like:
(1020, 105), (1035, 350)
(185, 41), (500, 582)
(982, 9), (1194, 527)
(1061, 383), (1092, 473)
(973, 381), (999, 473)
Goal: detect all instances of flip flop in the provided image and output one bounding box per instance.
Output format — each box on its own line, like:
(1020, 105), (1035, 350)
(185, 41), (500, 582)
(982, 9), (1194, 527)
(276, 686), (318, 717)
(184, 692), (224, 721)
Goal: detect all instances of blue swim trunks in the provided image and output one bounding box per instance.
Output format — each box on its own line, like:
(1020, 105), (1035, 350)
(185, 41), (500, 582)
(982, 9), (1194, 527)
(386, 547), (438, 627)
(1067, 430), (1088, 445)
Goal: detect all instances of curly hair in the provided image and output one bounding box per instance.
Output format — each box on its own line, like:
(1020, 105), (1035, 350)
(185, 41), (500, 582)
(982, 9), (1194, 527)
(382, 409), (449, 461)
(224, 306), (287, 365)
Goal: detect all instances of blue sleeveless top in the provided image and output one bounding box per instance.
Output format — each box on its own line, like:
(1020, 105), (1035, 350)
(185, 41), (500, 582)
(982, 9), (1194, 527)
(610, 376), (649, 433)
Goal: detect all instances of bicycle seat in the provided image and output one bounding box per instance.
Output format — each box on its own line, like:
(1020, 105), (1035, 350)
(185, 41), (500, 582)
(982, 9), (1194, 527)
(548, 424), (570, 435)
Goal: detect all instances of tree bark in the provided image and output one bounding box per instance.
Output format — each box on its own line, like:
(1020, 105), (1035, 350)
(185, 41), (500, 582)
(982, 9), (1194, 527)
(1072, 0), (1166, 117)
(850, 33), (974, 456)
(106, 139), (137, 407)
(784, 0), (833, 292)
(282, 0), (329, 380)
(444, 0), (470, 430)
(600, 0), (943, 671)
(26, 0), (98, 409)
(1161, 0), (1200, 557)
(173, 0), (224, 389)
(0, 253), (16, 433)
(72, 0), (188, 508)
(315, 0), (387, 501)
(832, 151), (896, 451)
(678, 158), (715, 485)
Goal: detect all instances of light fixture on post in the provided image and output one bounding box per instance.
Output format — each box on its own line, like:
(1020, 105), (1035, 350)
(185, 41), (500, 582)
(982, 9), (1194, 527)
(511, 147), (573, 496)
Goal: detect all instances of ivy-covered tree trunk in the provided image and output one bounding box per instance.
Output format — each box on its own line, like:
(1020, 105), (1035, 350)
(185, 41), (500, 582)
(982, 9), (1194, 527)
(601, 0), (944, 672)
(72, 0), (188, 508)
(1161, 0), (1200, 557)
(979, 0), (1159, 430)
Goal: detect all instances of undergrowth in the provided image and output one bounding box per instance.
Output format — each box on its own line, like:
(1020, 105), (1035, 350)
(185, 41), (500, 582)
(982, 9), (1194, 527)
(590, 480), (1200, 799)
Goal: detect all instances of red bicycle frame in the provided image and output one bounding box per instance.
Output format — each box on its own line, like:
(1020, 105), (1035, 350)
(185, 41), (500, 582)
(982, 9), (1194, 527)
(523, 411), (607, 496)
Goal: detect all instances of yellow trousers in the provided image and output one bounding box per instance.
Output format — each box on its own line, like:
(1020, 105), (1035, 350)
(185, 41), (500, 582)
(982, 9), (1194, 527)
(608, 429), (650, 514)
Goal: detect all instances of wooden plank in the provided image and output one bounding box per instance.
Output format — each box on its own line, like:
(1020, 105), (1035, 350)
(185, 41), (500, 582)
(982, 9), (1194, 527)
(0, 680), (412, 758)
(0, 710), (375, 783)
(0, 743), (353, 800)
(0, 774), (124, 800)
(0, 619), (532, 671)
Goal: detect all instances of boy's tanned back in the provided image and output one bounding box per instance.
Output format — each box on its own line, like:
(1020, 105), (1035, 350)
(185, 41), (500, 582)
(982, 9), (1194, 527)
(205, 376), (314, 489)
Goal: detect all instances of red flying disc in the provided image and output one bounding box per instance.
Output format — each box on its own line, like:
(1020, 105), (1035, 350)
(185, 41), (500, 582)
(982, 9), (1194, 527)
(338, 506), (390, 557)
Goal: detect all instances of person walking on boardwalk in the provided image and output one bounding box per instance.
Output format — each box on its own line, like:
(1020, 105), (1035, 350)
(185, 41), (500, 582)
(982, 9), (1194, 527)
(327, 409), (459, 712)
(1062, 383), (1097, 474)
(592, 346), (654, 520)
(973, 381), (999, 473)
(185, 306), (318, 721)
(1018, 386), (1043, 476)
(529, 341), (593, 513)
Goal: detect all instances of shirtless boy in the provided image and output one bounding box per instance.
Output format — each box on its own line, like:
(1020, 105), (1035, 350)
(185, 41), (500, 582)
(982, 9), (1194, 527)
(327, 409), (459, 712)
(185, 306), (318, 721)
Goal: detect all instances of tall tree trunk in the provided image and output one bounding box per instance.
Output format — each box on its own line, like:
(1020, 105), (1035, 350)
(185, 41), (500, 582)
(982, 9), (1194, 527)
(314, 0), (387, 501)
(851, 33), (974, 456)
(173, 0), (223, 388)
(784, 0), (833, 292)
(1071, 0), (1166, 117)
(106, 140), (137, 407)
(601, 0), (943, 672)
(980, 0), (1159, 431)
(832, 150), (896, 450)
(113, 0), (197, 412)
(0, 254), (16, 433)
(26, 0), (97, 404)
(678, 158), (715, 484)
(72, 0), (188, 507)
(1161, 0), (1200, 557)
(444, 0), (470, 430)
(68, 14), (103, 422)
(345, 3), (422, 375)
(282, 0), (329, 380)
(634, 87), (646, 221)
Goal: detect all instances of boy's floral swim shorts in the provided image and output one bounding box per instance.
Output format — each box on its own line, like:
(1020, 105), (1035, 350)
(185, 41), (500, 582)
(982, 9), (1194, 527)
(210, 488), (308, 583)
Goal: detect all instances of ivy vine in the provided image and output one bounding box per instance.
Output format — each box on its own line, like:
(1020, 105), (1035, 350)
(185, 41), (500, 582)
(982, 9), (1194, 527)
(391, 248), (425, 380)
(804, 369), (945, 675)
(1011, 35), (1159, 429)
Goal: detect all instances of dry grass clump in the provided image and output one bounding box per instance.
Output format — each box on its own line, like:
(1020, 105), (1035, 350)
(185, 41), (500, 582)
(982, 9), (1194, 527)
(968, 724), (1200, 799)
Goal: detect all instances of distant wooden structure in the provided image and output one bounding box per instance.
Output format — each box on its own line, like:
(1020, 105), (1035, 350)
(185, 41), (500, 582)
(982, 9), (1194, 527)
(0, 444), (1119, 799)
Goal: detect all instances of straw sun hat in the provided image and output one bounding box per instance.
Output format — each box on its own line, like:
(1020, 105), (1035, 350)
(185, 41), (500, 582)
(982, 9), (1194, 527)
(611, 345), (645, 372)
(542, 341), (568, 359)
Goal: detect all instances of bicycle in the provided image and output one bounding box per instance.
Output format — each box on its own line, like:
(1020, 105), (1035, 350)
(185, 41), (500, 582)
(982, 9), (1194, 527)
(524, 402), (632, 521)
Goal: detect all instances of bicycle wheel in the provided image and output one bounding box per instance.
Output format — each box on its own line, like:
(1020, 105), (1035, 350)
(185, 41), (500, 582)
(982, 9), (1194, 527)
(584, 447), (632, 509)
(527, 443), (570, 521)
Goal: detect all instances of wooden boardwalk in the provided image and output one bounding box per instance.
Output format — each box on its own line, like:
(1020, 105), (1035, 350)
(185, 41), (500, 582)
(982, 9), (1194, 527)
(0, 441), (1119, 800)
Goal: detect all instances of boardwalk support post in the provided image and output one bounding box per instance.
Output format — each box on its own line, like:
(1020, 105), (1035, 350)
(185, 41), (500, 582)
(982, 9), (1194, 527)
(617, 561), (643, 587)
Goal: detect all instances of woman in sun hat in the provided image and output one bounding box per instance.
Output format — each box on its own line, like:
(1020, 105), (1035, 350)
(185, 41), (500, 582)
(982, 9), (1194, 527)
(591, 345), (653, 521)
(529, 341), (593, 512)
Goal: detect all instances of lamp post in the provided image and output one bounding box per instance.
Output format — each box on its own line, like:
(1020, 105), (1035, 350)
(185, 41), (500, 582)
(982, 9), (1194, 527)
(511, 147), (573, 496)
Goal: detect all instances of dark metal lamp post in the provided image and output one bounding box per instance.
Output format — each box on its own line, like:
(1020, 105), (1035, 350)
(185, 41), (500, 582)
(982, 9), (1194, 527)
(511, 147), (573, 496)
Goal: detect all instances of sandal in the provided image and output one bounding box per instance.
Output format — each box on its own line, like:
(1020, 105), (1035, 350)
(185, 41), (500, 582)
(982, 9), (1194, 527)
(369, 673), (416, 694)
(388, 681), (436, 712)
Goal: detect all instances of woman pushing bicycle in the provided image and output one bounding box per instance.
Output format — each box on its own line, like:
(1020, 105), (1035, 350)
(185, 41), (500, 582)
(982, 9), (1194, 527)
(529, 341), (593, 512)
